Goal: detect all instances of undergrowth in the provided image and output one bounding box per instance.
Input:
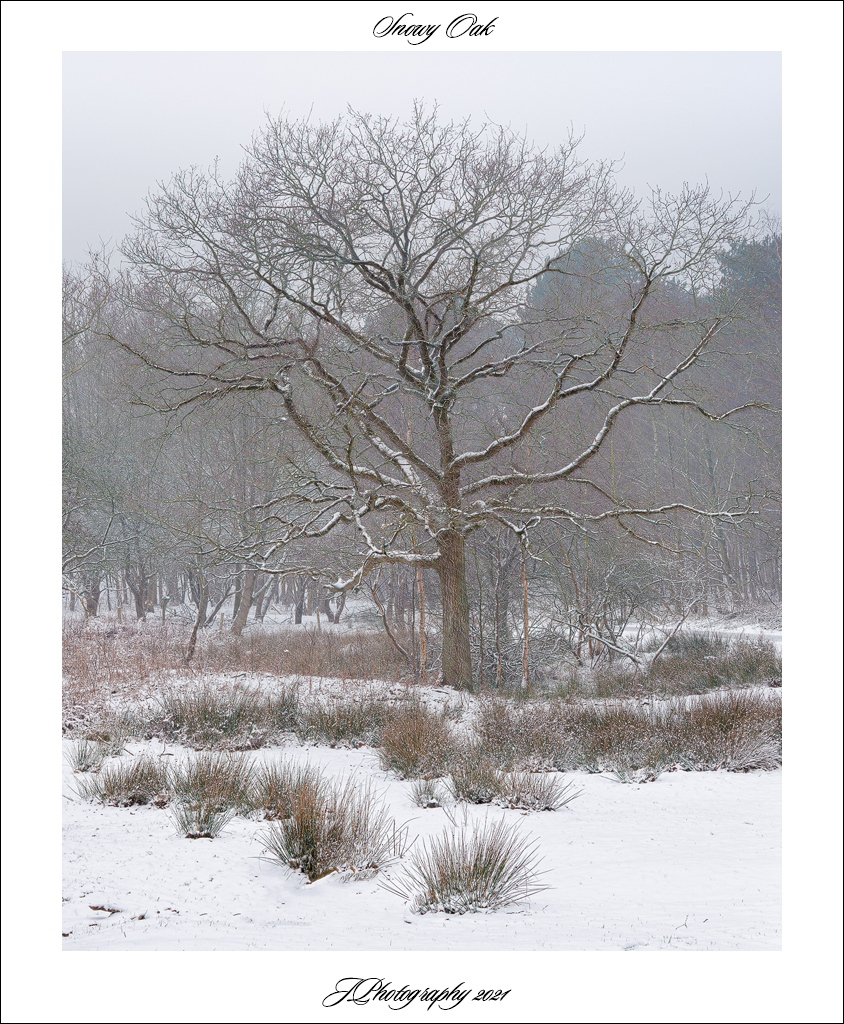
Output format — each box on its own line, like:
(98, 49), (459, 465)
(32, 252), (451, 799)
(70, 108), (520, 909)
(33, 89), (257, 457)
(377, 702), (456, 779)
(475, 689), (781, 780)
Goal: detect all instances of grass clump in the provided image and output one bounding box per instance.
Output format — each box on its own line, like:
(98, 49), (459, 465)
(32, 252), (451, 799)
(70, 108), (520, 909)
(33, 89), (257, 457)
(171, 801), (235, 839)
(475, 698), (573, 772)
(259, 777), (410, 881)
(79, 713), (132, 756)
(377, 702), (455, 779)
(65, 739), (109, 773)
(252, 760), (327, 820)
(168, 753), (256, 838)
(263, 686), (300, 733)
(648, 630), (731, 658)
(448, 745), (505, 804)
(296, 693), (388, 747)
(410, 778), (445, 808)
(564, 690), (781, 780)
(382, 817), (549, 914)
(497, 772), (582, 811)
(153, 685), (266, 749)
(73, 754), (170, 807)
(150, 684), (296, 750)
(476, 688), (780, 780)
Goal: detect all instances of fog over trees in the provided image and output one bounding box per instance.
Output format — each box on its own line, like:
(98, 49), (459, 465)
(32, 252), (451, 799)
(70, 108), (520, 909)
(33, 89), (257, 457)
(62, 105), (781, 689)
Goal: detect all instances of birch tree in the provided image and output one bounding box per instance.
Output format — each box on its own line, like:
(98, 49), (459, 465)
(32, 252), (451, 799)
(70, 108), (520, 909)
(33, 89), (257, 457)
(107, 104), (765, 688)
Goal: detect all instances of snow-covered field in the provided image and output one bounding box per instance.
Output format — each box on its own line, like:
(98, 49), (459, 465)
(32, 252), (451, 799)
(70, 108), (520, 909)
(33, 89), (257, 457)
(42, 617), (841, 1022)
(62, 738), (780, 952)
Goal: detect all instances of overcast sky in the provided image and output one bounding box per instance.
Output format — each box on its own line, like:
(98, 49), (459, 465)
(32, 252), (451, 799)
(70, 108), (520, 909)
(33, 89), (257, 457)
(62, 50), (780, 263)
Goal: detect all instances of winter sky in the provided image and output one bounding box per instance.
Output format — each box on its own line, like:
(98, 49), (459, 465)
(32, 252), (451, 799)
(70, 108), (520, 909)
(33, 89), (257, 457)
(62, 49), (781, 263)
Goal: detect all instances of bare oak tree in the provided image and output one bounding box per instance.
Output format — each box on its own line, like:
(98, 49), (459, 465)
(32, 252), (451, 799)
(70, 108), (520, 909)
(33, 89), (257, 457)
(108, 104), (764, 688)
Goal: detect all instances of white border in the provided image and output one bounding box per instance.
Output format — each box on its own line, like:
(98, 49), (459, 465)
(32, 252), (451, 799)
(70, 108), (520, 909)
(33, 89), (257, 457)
(2, 3), (842, 1022)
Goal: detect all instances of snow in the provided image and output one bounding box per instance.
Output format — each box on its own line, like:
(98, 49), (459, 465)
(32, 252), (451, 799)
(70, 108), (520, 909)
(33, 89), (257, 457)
(24, 614), (834, 1021)
(62, 741), (780, 952)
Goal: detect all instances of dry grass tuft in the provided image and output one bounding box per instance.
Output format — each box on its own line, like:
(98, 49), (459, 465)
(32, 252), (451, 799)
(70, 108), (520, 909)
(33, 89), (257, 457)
(72, 754), (170, 807)
(168, 753), (256, 837)
(410, 778), (445, 808)
(497, 772), (582, 811)
(258, 777), (410, 881)
(252, 760), (327, 820)
(382, 817), (549, 914)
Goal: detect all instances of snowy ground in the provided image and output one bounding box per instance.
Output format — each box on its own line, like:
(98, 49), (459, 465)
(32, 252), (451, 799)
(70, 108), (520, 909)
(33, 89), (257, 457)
(62, 740), (780, 952)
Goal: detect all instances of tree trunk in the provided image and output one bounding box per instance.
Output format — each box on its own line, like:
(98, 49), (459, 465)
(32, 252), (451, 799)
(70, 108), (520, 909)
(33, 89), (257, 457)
(520, 543), (530, 690)
(125, 571), (147, 621)
(185, 578), (208, 663)
(84, 576), (101, 618)
(203, 586), (230, 628)
(437, 531), (473, 690)
(232, 572), (243, 620)
(416, 566), (427, 686)
(293, 577), (305, 624)
(230, 570), (255, 636)
(253, 577), (273, 621)
(195, 574), (209, 627)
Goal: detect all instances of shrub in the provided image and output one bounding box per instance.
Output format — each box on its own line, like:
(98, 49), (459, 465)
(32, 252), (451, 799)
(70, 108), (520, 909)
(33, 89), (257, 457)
(73, 754), (169, 807)
(377, 702), (455, 779)
(259, 777), (410, 881)
(382, 817), (549, 914)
